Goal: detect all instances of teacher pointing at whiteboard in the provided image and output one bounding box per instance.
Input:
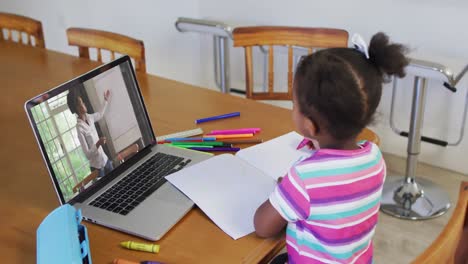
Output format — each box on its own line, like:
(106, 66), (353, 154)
(67, 89), (114, 178)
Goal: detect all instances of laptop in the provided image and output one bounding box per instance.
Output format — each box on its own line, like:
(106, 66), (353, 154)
(25, 56), (210, 240)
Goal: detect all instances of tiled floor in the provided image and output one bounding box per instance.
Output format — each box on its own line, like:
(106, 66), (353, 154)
(270, 152), (467, 264)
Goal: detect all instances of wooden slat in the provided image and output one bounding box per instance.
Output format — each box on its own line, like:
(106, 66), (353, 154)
(77, 46), (90, 59)
(245, 46), (254, 99)
(308, 48), (313, 54)
(97, 48), (102, 62)
(268, 45), (274, 94)
(6, 29), (11, 40)
(110, 51), (115, 60)
(25, 33), (30, 45)
(288, 46), (293, 96)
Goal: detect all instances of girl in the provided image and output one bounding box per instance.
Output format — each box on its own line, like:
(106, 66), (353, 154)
(254, 32), (408, 264)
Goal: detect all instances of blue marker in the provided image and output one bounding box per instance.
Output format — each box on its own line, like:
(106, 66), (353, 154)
(195, 112), (240, 124)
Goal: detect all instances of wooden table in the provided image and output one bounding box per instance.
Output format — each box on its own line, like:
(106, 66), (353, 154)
(0, 41), (381, 263)
(0, 42), (291, 264)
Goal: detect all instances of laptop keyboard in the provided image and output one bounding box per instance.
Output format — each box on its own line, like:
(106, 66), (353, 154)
(89, 152), (191, 215)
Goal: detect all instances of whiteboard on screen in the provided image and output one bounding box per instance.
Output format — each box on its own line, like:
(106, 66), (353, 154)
(92, 67), (141, 152)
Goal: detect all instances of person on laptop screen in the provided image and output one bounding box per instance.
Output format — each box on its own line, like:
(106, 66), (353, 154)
(67, 88), (113, 179)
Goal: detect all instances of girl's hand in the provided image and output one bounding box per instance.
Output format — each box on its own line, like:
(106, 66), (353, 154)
(104, 90), (111, 101)
(96, 137), (107, 147)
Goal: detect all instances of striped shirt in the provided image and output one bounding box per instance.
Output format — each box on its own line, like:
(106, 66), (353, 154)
(269, 141), (386, 264)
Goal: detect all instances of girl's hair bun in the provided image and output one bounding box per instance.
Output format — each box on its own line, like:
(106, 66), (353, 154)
(368, 32), (409, 78)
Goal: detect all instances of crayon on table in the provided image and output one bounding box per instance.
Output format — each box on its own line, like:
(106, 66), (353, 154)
(113, 258), (139, 264)
(195, 112), (240, 124)
(120, 241), (160, 253)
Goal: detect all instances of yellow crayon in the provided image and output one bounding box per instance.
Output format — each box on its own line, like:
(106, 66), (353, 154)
(120, 241), (160, 253)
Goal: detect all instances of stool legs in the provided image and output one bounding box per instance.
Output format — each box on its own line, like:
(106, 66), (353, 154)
(381, 77), (451, 220)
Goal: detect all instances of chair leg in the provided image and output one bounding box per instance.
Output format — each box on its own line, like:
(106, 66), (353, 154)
(270, 252), (288, 264)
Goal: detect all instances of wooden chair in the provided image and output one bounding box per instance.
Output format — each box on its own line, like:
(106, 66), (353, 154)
(0, 12), (45, 48)
(412, 181), (468, 264)
(117, 143), (139, 164)
(233, 26), (348, 101)
(72, 170), (99, 194)
(233, 26), (380, 145)
(66, 28), (146, 72)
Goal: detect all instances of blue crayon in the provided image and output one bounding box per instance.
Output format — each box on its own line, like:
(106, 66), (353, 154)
(195, 112), (240, 124)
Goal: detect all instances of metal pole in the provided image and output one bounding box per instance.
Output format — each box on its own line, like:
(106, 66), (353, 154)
(219, 37), (229, 94)
(213, 36), (221, 89)
(405, 77), (427, 183)
(214, 36), (230, 93)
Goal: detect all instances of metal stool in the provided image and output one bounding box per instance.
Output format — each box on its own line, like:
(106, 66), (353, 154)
(381, 59), (468, 220)
(175, 17), (233, 94)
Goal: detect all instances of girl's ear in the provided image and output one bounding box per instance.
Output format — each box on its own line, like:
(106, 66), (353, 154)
(303, 116), (318, 137)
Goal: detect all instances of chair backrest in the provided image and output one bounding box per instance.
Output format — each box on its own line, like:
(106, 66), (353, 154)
(0, 12), (45, 48)
(66, 27), (146, 72)
(412, 181), (468, 264)
(233, 26), (348, 100)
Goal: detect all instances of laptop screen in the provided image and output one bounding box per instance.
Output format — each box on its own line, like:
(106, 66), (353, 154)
(26, 57), (155, 202)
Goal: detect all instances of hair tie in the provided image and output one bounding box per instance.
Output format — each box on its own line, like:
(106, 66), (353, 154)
(351, 33), (369, 59)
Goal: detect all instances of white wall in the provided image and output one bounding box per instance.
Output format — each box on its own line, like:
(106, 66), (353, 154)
(1, 0), (467, 174)
(196, 0), (468, 175)
(0, 0), (202, 86)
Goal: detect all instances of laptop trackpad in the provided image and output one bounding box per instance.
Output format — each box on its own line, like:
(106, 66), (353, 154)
(150, 182), (193, 205)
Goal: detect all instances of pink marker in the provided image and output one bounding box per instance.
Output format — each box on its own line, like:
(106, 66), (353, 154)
(296, 138), (311, 150)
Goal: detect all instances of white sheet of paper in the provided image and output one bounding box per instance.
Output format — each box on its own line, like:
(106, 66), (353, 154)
(166, 154), (276, 240)
(236, 131), (313, 180)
